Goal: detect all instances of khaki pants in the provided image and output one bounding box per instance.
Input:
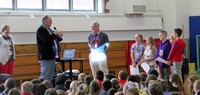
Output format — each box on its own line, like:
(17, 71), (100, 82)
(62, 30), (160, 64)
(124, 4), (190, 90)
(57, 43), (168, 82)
(89, 52), (108, 79)
(172, 61), (183, 82)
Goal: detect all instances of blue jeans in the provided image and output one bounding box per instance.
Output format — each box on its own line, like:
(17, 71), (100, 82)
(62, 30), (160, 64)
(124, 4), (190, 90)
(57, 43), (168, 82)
(39, 59), (55, 81)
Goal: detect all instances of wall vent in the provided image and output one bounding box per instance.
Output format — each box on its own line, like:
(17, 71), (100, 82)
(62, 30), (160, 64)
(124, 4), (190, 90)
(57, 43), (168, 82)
(133, 5), (146, 13)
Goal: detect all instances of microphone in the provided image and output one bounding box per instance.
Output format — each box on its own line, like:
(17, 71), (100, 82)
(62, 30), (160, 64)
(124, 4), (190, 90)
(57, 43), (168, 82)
(54, 27), (57, 30)
(54, 27), (62, 38)
(53, 27), (59, 35)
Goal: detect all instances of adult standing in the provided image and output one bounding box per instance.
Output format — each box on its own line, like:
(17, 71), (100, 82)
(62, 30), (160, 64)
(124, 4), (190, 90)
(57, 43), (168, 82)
(36, 15), (63, 81)
(167, 28), (186, 80)
(88, 21), (109, 79)
(0, 25), (15, 75)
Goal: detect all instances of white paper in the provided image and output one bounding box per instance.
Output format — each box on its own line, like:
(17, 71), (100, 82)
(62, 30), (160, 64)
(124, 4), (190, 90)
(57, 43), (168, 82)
(141, 62), (150, 73)
(155, 57), (169, 65)
(130, 65), (139, 75)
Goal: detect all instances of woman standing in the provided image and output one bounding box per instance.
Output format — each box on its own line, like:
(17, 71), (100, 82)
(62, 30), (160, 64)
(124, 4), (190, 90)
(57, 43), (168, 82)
(0, 25), (15, 75)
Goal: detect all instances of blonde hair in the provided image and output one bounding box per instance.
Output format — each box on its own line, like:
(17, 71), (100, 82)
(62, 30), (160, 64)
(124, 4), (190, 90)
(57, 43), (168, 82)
(123, 82), (139, 95)
(78, 73), (86, 82)
(21, 81), (33, 93)
(159, 30), (167, 36)
(194, 80), (200, 92)
(56, 90), (65, 95)
(135, 34), (144, 42)
(75, 90), (86, 95)
(146, 37), (155, 49)
(126, 87), (139, 95)
(77, 83), (89, 94)
(69, 80), (78, 95)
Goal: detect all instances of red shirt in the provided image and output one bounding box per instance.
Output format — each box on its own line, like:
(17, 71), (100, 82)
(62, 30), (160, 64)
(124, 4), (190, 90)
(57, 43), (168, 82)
(97, 79), (103, 89)
(21, 93), (32, 95)
(168, 39), (186, 62)
(118, 79), (127, 86)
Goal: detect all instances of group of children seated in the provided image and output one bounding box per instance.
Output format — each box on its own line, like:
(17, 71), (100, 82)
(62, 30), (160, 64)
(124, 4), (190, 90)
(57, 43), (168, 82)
(0, 70), (200, 95)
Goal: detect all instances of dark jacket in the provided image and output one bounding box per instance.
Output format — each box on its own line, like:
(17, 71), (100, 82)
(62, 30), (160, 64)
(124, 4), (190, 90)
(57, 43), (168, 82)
(36, 25), (62, 60)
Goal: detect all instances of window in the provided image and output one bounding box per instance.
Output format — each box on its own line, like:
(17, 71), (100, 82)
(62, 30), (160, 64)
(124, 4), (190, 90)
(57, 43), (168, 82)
(0, 0), (97, 12)
(46, 0), (69, 10)
(0, 0), (13, 9)
(17, 0), (42, 9)
(73, 0), (94, 11)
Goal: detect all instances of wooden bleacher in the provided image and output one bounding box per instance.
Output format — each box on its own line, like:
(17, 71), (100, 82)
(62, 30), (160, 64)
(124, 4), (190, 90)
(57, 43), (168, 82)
(13, 41), (128, 85)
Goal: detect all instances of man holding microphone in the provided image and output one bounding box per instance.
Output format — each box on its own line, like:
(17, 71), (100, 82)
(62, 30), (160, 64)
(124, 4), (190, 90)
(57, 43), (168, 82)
(36, 15), (63, 81)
